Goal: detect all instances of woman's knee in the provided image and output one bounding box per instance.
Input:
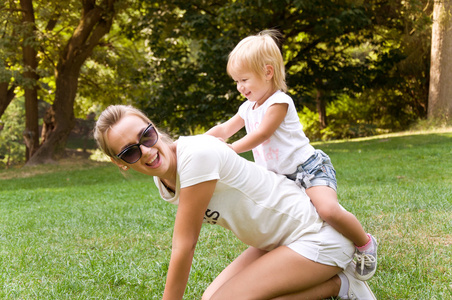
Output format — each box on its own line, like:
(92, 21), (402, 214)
(202, 285), (218, 300)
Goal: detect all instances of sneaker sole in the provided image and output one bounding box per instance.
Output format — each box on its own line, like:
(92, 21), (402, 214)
(345, 262), (377, 300)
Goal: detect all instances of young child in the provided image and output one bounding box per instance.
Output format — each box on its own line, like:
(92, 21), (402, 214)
(206, 29), (378, 281)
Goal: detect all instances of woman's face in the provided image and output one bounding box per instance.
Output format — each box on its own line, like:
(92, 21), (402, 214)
(107, 114), (176, 179)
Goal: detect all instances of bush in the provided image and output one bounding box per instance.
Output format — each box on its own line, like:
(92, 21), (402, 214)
(298, 106), (322, 141)
(322, 94), (377, 140)
(299, 94), (377, 141)
(0, 98), (26, 168)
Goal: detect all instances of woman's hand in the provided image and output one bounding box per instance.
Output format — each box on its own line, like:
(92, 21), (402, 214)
(162, 180), (217, 300)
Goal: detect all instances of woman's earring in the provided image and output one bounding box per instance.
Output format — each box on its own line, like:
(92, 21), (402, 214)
(122, 166), (129, 171)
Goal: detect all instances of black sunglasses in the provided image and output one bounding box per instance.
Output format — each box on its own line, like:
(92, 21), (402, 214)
(116, 123), (158, 164)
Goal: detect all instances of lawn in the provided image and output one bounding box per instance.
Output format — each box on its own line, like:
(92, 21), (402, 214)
(0, 130), (451, 299)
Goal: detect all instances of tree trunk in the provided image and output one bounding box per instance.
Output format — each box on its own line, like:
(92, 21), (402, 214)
(316, 88), (327, 129)
(26, 0), (117, 165)
(20, 0), (40, 161)
(428, 0), (452, 121)
(0, 82), (17, 118)
(27, 73), (79, 165)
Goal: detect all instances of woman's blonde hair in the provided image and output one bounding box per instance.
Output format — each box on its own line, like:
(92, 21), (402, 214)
(227, 29), (287, 92)
(94, 105), (155, 159)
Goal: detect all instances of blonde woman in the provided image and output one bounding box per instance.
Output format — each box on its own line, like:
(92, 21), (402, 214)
(94, 105), (376, 299)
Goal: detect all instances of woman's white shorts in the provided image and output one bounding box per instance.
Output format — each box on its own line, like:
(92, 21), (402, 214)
(287, 222), (355, 270)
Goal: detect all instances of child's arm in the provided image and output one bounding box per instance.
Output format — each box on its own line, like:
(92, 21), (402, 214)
(231, 103), (288, 153)
(205, 113), (245, 141)
(162, 180), (217, 300)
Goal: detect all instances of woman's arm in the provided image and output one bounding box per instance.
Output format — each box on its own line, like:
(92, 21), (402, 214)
(231, 103), (288, 153)
(205, 113), (245, 141)
(162, 180), (217, 300)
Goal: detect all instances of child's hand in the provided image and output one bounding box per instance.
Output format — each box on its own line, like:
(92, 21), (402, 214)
(213, 137), (235, 152)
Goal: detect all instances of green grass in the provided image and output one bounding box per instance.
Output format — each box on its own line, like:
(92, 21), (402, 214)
(1, 130), (451, 299)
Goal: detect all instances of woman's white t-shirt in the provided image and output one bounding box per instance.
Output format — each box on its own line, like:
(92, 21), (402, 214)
(154, 135), (323, 251)
(238, 90), (315, 175)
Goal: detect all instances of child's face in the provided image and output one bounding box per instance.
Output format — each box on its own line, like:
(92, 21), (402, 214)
(230, 66), (274, 106)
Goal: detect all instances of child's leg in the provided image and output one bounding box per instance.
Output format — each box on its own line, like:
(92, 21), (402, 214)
(306, 185), (369, 247)
(306, 185), (378, 281)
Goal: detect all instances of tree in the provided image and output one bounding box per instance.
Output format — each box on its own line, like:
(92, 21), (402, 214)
(1, 0), (124, 165)
(0, 81), (16, 118)
(25, 0), (121, 165)
(0, 1), (21, 117)
(1, 0), (156, 165)
(20, 0), (40, 160)
(131, 0), (379, 136)
(0, 0), (438, 166)
(428, 0), (452, 122)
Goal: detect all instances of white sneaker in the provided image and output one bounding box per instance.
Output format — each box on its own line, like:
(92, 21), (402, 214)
(355, 235), (378, 281)
(341, 261), (377, 300)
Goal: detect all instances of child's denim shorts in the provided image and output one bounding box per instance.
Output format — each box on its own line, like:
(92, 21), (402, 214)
(286, 149), (337, 191)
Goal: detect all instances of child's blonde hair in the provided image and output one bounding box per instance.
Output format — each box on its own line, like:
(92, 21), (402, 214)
(227, 29), (287, 92)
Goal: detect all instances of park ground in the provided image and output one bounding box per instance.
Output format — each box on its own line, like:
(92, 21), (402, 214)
(0, 128), (451, 299)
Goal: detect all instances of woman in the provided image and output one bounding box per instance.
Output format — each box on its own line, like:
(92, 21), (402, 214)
(94, 105), (376, 300)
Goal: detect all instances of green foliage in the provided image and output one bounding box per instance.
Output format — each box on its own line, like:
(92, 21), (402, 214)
(0, 98), (26, 168)
(300, 95), (377, 141)
(0, 0), (436, 159)
(76, 16), (153, 118)
(119, 0), (243, 136)
(322, 94), (378, 140)
(299, 106), (321, 141)
(115, 0), (433, 138)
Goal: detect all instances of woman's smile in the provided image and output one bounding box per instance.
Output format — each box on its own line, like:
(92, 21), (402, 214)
(145, 152), (160, 168)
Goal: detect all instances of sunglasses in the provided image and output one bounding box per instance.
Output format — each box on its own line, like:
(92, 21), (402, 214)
(116, 123), (158, 164)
